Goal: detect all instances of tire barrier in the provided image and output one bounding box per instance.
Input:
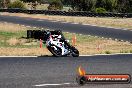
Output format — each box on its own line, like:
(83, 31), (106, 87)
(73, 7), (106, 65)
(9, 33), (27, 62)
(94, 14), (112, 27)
(0, 9), (132, 18)
(27, 30), (47, 41)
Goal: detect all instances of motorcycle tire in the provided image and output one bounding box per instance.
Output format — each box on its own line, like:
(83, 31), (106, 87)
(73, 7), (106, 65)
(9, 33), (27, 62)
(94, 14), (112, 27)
(71, 46), (79, 57)
(47, 46), (62, 57)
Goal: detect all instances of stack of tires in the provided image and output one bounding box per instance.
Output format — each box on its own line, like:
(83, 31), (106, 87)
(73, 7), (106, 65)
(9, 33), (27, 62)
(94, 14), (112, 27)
(27, 30), (47, 40)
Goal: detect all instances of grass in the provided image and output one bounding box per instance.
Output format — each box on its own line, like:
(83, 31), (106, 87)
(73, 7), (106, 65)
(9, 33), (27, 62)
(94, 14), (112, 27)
(0, 22), (132, 56)
(0, 22), (50, 56)
(0, 31), (15, 37)
(64, 32), (132, 55)
(120, 50), (132, 53)
(0, 22), (38, 47)
(1, 13), (132, 30)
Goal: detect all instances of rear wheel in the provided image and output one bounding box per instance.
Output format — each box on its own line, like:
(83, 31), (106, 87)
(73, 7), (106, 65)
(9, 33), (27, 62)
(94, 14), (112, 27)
(47, 46), (62, 57)
(71, 46), (79, 57)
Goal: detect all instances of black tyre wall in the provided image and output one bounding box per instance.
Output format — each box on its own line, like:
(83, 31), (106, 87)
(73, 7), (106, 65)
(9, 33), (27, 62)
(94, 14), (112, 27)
(27, 30), (47, 40)
(27, 30), (33, 38)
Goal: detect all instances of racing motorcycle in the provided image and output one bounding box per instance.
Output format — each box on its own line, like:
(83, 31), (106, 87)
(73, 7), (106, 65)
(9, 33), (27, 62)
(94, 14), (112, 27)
(27, 30), (79, 57)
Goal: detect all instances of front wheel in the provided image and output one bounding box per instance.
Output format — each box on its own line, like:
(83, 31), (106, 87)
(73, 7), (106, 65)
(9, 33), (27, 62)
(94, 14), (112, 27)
(71, 46), (79, 57)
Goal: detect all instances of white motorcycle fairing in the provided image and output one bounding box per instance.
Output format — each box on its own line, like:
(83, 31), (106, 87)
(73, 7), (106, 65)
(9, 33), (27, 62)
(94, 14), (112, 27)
(46, 34), (69, 55)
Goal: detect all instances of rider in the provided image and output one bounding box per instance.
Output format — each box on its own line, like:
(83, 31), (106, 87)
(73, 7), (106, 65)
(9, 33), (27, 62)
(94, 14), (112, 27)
(50, 30), (69, 55)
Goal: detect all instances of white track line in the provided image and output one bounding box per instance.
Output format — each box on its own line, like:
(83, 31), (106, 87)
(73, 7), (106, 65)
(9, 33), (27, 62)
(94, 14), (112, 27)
(37, 20), (44, 21)
(0, 56), (37, 57)
(71, 23), (79, 24)
(26, 26), (31, 28)
(21, 25), (25, 27)
(0, 54), (131, 58)
(83, 24), (89, 26)
(61, 22), (69, 23)
(34, 83), (71, 87)
(51, 20), (60, 22)
(80, 53), (132, 56)
(122, 29), (127, 30)
(33, 27), (37, 29)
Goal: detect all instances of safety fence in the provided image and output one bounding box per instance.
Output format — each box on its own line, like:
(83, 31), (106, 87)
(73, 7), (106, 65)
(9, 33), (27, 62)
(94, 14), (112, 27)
(0, 9), (132, 18)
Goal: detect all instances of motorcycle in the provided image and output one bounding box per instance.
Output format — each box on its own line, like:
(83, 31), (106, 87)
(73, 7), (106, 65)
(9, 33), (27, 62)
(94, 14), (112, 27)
(27, 30), (79, 57)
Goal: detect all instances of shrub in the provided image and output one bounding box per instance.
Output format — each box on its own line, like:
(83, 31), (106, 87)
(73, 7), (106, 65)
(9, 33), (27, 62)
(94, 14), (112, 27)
(124, 51), (128, 53)
(130, 50), (132, 53)
(48, 0), (63, 10)
(120, 50), (129, 53)
(8, 0), (26, 9)
(95, 7), (107, 13)
(0, 0), (2, 8)
(120, 50), (123, 53)
(105, 51), (111, 54)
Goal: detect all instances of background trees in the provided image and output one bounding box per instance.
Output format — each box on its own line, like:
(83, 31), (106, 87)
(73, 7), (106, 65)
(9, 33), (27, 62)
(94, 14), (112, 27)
(0, 0), (131, 13)
(62, 0), (132, 13)
(0, 0), (10, 8)
(30, 0), (131, 12)
(20, 0), (41, 9)
(117, 0), (132, 13)
(96, 0), (118, 12)
(8, 0), (25, 9)
(48, 0), (63, 10)
(20, 0), (41, 3)
(0, 0), (3, 8)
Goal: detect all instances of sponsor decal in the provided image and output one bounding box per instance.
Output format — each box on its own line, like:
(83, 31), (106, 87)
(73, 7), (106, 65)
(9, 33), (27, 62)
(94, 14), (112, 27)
(76, 66), (131, 85)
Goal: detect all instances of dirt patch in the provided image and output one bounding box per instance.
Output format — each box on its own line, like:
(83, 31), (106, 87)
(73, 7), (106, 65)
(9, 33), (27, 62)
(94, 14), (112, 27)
(0, 22), (29, 32)
(7, 38), (20, 45)
(7, 38), (28, 46)
(0, 47), (51, 56)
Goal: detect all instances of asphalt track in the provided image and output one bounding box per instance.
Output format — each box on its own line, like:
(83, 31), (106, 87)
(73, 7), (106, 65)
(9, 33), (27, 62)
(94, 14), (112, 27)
(0, 15), (132, 42)
(0, 54), (132, 88)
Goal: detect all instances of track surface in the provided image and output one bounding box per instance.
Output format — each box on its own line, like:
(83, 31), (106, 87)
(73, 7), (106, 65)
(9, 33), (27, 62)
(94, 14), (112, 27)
(0, 54), (132, 88)
(0, 15), (132, 42)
